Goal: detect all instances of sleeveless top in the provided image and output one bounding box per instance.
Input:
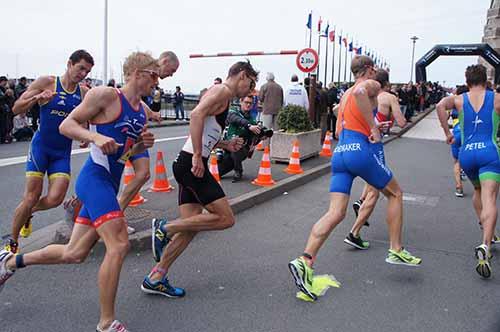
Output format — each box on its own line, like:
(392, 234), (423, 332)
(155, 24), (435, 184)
(460, 90), (499, 147)
(336, 88), (372, 137)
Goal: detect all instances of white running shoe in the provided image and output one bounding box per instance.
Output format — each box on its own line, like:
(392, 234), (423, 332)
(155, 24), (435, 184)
(127, 226), (136, 235)
(0, 249), (15, 293)
(96, 320), (129, 332)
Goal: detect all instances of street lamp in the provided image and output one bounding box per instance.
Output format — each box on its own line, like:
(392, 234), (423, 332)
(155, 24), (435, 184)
(410, 36), (419, 83)
(103, 0), (108, 85)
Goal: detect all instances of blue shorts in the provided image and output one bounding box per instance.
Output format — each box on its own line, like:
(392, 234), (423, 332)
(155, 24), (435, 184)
(75, 159), (124, 228)
(330, 129), (393, 194)
(129, 149), (149, 162)
(450, 127), (461, 160)
(26, 132), (71, 180)
(459, 140), (500, 186)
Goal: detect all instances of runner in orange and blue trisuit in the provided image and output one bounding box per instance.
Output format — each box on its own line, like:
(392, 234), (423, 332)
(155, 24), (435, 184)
(5, 50), (94, 254)
(437, 64), (500, 279)
(288, 56), (421, 302)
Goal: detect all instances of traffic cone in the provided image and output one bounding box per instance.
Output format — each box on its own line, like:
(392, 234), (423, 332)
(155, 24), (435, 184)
(256, 141), (264, 151)
(319, 131), (333, 157)
(284, 140), (304, 174)
(123, 160), (146, 207)
(150, 151), (174, 192)
(252, 146), (276, 186)
(209, 153), (221, 183)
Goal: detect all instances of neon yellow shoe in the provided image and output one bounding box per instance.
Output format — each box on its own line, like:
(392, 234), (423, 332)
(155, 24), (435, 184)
(4, 239), (19, 254)
(385, 248), (422, 266)
(288, 257), (317, 301)
(20, 219), (32, 238)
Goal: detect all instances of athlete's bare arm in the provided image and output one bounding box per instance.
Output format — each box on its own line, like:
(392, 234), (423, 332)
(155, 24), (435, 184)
(388, 93), (406, 127)
(436, 95), (457, 143)
(60, 87), (122, 154)
(12, 76), (55, 115)
(129, 102), (156, 156)
(494, 92), (500, 115)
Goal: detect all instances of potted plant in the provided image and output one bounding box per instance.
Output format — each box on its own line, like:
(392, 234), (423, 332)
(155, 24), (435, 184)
(270, 104), (321, 162)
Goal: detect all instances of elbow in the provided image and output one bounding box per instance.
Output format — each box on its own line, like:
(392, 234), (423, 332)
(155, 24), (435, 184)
(59, 119), (70, 137)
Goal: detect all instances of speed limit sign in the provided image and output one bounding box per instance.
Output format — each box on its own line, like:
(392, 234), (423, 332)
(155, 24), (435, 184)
(296, 48), (319, 73)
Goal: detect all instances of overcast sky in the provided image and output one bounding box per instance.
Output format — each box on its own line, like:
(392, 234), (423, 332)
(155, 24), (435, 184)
(0, 0), (491, 93)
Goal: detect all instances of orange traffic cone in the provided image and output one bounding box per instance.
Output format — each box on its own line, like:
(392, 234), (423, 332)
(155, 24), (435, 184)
(256, 141), (264, 151)
(284, 140), (304, 174)
(150, 151), (174, 192)
(252, 146), (276, 186)
(209, 154), (221, 183)
(319, 131), (333, 157)
(123, 160), (146, 207)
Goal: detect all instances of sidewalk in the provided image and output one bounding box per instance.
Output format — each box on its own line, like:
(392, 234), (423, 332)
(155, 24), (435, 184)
(148, 118), (189, 128)
(19, 106), (435, 253)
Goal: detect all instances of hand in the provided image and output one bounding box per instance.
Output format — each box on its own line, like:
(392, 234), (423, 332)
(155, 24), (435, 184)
(94, 134), (122, 155)
(446, 132), (455, 145)
(34, 90), (56, 104)
(149, 111), (162, 123)
(369, 127), (382, 143)
(249, 125), (261, 135)
(376, 120), (392, 132)
(79, 141), (89, 148)
(226, 137), (244, 152)
(140, 125), (155, 148)
(191, 154), (205, 178)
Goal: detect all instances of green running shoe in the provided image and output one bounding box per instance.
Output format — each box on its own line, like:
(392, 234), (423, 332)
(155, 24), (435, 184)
(385, 248), (422, 266)
(475, 244), (492, 279)
(288, 257), (317, 301)
(344, 232), (370, 250)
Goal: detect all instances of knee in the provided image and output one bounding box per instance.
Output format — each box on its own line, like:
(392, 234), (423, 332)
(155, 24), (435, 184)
(107, 240), (130, 258)
(23, 191), (41, 207)
(45, 193), (66, 208)
(62, 247), (89, 264)
(218, 214), (235, 230)
(326, 208), (346, 224)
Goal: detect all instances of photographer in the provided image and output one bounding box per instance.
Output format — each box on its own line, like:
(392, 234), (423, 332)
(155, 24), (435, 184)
(218, 94), (264, 182)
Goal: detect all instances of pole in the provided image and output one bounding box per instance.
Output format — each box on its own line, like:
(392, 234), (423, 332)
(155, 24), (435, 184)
(349, 51), (353, 83)
(331, 28), (336, 84)
(410, 36), (419, 82)
(337, 31), (342, 85)
(308, 74), (317, 124)
(316, 33), (321, 77)
(324, 35), (328, 85)
(103, 0), (108, 85)
(343, 38), (348, 83)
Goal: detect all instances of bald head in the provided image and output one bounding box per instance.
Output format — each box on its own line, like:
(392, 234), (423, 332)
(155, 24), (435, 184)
(158, 51), (179, 79)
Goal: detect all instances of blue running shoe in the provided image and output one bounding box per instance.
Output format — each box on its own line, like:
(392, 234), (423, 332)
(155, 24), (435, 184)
(152, 218), (170, 262)
(141, 275), (185, 298)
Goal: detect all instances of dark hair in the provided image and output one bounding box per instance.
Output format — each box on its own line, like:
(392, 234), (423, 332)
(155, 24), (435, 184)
(20, 76), (26, 81)
(291, 74), (298, 82)
(214, 77), (222, 83)
(227, 60), (259, 80)
(455, 85), (469, 95)
(176, 86), (180, 90)
(0, 76), (7, 82)
(465, 64), (487, 87)
(375, 69), (389, 88)
(351, 55), (374, 78)
(69, 49), (94, 66)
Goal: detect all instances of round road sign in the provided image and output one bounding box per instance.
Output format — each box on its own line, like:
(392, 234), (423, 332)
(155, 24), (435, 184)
(296, 48), (319, 73)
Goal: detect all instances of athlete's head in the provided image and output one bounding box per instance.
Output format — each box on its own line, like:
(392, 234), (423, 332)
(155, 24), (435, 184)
(158, 51), (179, 79)
(123, 51), (160, 96)
(66, 50), (94, 84)
(351, 56), (375, 80)
(227, 60), (259, 98)
(375, 69), (390, 90)
(465, 64), (487, 88)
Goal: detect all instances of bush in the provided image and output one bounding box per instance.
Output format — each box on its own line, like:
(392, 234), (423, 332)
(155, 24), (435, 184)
(277, 104), (313, 133)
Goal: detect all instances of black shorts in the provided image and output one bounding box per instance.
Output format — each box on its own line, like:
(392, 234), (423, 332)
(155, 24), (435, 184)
(172, 151), (226, 206)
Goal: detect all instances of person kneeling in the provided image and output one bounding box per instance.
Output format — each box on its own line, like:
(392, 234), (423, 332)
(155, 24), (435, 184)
(12, 113), (34, 141)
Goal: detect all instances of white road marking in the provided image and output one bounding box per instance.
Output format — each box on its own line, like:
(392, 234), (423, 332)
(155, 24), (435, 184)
(0, 135), (188, 168)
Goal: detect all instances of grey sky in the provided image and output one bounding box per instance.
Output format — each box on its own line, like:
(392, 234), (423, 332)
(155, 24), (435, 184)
(0, 0), (490, 93)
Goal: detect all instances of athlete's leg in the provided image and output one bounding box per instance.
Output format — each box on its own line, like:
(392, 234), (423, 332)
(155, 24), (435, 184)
(95, 218), (130, 330)
(118, 157), (150, 211)
(10, 176), (43, 243)
(473, 186), (483, 222)
(380, 177), (404, 251)
(149, 203), (202, 281)
(303, 193), (350, 263)
(479, 180), (499, 246)
(453, 160), (463, 192)
(351, 185), (379, 236)
(32, 176), (70, 212)
(359, 184), (369, 202)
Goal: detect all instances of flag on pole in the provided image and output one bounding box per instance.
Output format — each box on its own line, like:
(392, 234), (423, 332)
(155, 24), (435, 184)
(342, 37), (348, 47)
(329, 29), (335, 42)
(317, 16), (323, 32)
(338, 35), (342, 45)
(357, 47), (362, 55)
(348, 42), (353, 52)
(323, 22), (329, 37)
(306, 12), (312, 29)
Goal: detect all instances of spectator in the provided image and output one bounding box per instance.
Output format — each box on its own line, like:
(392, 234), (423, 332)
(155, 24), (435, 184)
(12, 113), (34, 141)
(30, 102), (40, 132)
(259, 72), (283, 134)
(284, 74), (309, 110)
(317, 82), (329, 138)
(0, 76), (10, 143)
(4, 87), (15, 143)
(151, 86), (162, 113)
(218, 94), (261, 182)
(107, 78), (116, 87)
(214, 77), (222, 85)
(397, 84), (409, 121)
(83, 77), (93, 89)
(326, 82), (338, 133)
(15, 77), (28, 99)
(173, 86), (185, 121)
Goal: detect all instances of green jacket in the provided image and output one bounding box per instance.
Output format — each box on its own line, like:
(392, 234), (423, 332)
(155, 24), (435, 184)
(224, 107), (258, 140)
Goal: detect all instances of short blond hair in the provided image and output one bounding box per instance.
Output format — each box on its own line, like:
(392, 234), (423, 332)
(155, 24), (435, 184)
(123, 51), (159, 78)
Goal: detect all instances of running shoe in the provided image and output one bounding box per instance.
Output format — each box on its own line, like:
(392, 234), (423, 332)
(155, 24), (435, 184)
(96, 320), (129, 332)
(141, 274), (186, 298)
(492, 235), (500, 245)
(288, 257), (317, 301)
(20, 216), (33, 238)
(455, 187), (464, 197)
(475, 244), (492, 279)
(152, 218), (170, 262)
(4, 238), (19, 254)
(352, 199), (370, 227)
(127, 226), (136, 235)
(385, 248), (422, 266)
(344, 232), (370, 250)
(0, 249), (15, 293)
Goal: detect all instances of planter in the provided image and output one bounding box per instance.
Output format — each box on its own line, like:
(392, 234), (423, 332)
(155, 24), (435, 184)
(270, 129), (321, 163)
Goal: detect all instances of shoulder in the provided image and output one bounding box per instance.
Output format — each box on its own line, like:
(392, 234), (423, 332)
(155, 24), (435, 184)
(30, 76), (56, 91)
(85, 86), (118, 105)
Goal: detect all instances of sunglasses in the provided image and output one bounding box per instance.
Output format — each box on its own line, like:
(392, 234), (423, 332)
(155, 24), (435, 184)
(140, 69), (159, 80)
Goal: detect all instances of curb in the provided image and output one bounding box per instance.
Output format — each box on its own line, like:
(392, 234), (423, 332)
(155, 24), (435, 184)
(149, 121), (189, 128)
(21, 107), (436, 254)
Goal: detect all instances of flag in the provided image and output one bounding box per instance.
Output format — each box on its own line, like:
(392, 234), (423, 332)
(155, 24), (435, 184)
(317, 16), (322, 33)
(367, 49), (371, 57)
(306, 12), (312, 29)
(353, 47), (358, 53)
(329, 30), (335, 42)
(348, 42), (353, 52)
(342, 37), (348, 47)
(357, 47), (362, 55)
(323, 22), (329, 37)
(338, 35), (342, 46)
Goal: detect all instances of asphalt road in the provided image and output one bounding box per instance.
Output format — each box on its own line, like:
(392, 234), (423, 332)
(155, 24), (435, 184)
(1, 116), (499, 332)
